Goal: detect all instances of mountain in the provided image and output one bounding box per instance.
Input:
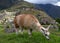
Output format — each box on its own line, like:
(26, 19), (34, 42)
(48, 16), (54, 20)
(0, 0), (56, 25)
(0, 0), (24, 9)
(34, 4), (60, 19)
(0, 0), (60, 19)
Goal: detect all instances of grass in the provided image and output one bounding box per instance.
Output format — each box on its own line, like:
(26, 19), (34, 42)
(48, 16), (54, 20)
(0, 25), (60, 43)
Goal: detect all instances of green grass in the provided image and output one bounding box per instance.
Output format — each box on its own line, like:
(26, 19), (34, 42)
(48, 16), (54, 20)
(0, 25), (60, 43)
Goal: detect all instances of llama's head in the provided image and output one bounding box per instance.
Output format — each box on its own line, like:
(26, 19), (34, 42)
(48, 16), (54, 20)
(40, 25), (51, 40)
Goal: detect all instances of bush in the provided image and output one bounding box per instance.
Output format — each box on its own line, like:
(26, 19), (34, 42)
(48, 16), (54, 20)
(56, 18), (60, 24)
(58, 24), (60, 31)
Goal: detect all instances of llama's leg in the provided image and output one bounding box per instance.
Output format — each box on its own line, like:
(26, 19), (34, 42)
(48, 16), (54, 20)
(15, 28), (18, 34)
(19, 27), (23, 34)
(14, 25), (19, 35)
(28, 29), (32, 35)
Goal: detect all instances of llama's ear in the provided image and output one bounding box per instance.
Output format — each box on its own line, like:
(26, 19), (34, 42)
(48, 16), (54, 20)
(47, 24), (51, 30)
(41, 28), (44, 31)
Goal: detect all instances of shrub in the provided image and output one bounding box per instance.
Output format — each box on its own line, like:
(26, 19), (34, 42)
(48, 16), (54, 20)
(56, 18), (60, 24)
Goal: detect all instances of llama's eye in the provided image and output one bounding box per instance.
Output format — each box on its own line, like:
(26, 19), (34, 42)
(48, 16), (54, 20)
(46, 30), (48, 32)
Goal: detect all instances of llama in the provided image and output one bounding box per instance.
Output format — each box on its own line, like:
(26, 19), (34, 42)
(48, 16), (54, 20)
(14, 14), (51, 40)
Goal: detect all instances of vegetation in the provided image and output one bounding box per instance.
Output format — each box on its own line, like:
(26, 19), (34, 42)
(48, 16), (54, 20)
(0, 24), (60, 43)
(6, 1), (34, 11)
(56, 18), (60, 24)
(55, 18), (60, 30)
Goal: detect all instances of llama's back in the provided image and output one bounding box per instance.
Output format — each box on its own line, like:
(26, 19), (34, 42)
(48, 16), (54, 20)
(23, 14), (39, 28)
(14, 14), (40, 28)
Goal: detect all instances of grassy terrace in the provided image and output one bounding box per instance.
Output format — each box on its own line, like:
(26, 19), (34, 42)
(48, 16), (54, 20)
(0, 24), (60, 43)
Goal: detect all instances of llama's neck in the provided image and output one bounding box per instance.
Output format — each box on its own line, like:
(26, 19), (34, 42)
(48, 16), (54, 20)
(36, 22), (45, 31)
(36, 22), (42, 29)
